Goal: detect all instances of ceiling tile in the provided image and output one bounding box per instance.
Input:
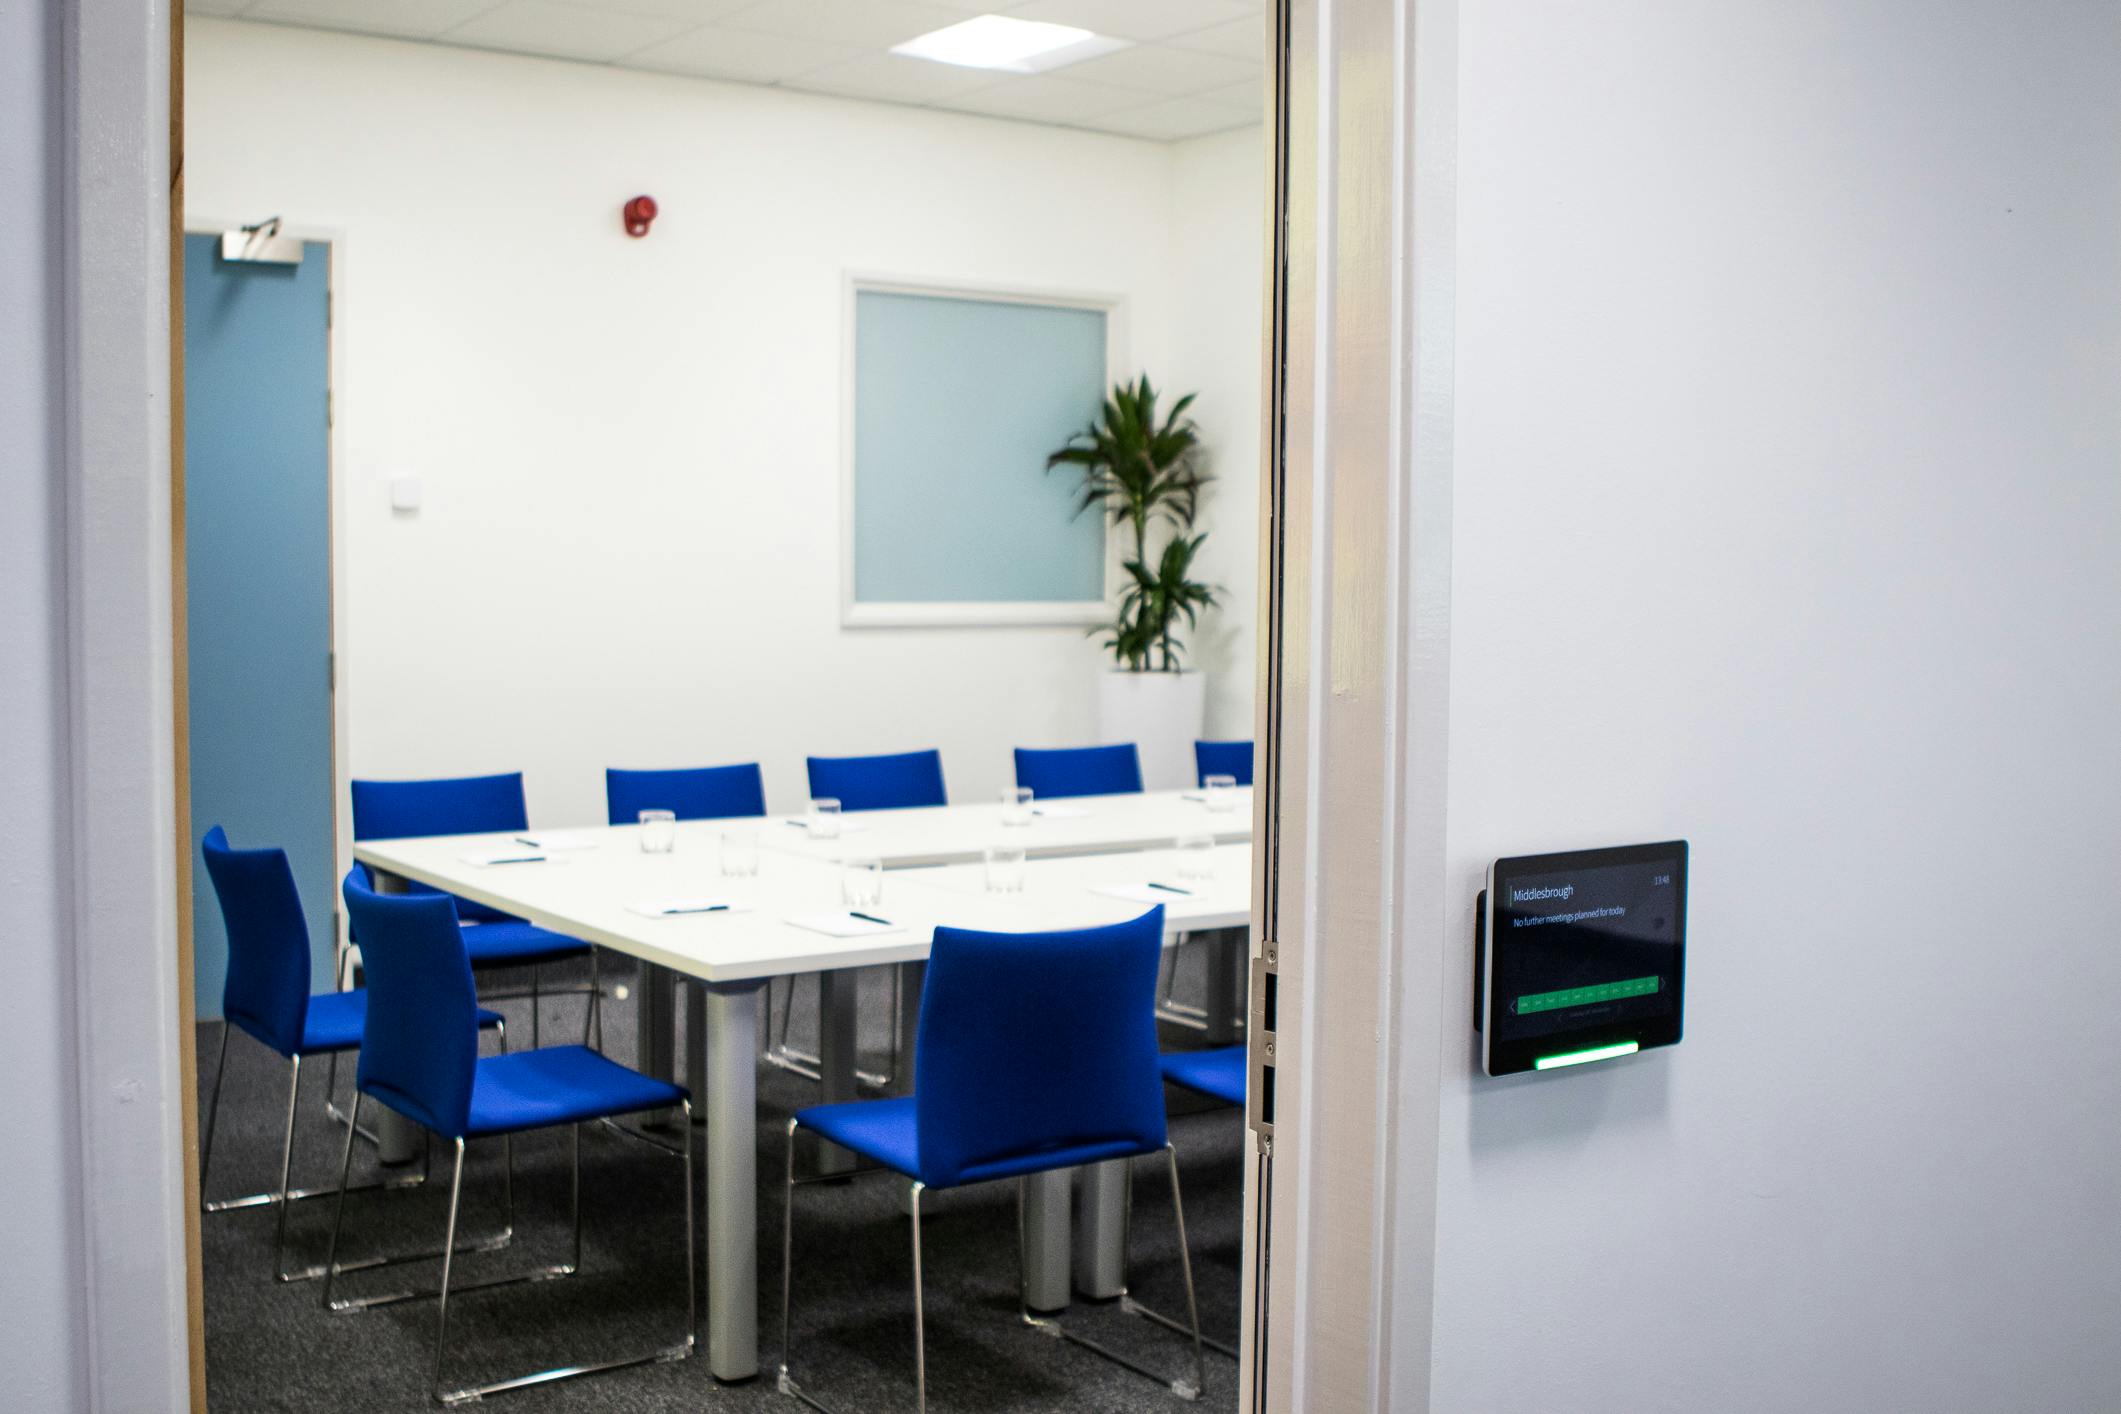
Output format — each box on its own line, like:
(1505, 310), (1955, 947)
(717, 0), (967, 50)
(787, 52), (998, 105)
(1194, 78), (1264, 112)
(1049, 42), (1257, 95)
(589, 0), (758, 20)
(1161, 15), (1265, 61)
(620, 23), (858, 80)
(1090, 94), (1254, 141)
(1000, 0), (1256, 44)
(242, 0), (504, 40)
(936, 73), (1149, 126)
(438, 1), (695, 62)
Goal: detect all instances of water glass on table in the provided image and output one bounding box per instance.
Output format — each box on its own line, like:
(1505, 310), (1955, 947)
(984, 843), (1027, 893)
(807, 798), (842, 840)
(719, 827), (759, 879)
(638, 809), (677, 854)
(999, 786), (1034, 827)
(1203, 774), (1240, 813)
(842, 857), (883, 910)
(1175, 833), (1216, 882)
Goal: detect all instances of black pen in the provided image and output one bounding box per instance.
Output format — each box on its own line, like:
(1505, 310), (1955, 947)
(1146, 882), (1191, 895)
(848, 911), (893, 926)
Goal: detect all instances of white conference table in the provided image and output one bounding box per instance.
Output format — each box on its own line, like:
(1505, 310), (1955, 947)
(757, 787), (1253, 867)
(352, 800), (1253, 1384)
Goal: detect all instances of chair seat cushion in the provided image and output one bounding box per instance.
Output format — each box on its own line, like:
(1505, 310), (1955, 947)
(1159, 1047), (1246, 1107)
(795, 1096), (1159, 1189)
(460, 919), (592, 968)
(297, 990), (503, 1056)
(463, 1045), (686, 1138)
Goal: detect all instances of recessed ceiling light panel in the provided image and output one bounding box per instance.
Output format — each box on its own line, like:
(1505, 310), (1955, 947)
(891, 15), (1131, 74)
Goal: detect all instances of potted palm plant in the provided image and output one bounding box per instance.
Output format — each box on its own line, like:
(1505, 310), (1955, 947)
(1046, 376), (1221, 788)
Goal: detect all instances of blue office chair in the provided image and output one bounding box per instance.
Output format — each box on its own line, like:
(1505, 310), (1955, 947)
(803, 749), (948, 813)
(327, 872), (695, 1405)
(1149, 1047), (1246, 1361)
(1013, 743), (1144, 800)
(1193, 740), (1254, 788)
(605, 763), (766, 825)
(778, 750), (947, 1087)
(351, 772), (597, 1048)
(197, 827), (503, 1282)
(779, 907), (1205, 1412)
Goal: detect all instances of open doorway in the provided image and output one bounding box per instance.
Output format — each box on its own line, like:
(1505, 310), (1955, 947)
(177, 4), (1276, 1410)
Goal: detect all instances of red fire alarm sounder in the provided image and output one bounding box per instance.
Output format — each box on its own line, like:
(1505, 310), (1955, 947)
(623, 195), (658, 237)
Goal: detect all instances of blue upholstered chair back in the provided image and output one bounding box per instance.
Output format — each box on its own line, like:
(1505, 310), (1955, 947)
(605, 764), (767, 825)
(1194, 739), (1254, 787)
(350, 772), (527, 922)
(805, 749), (947, 812)
(341, 869), (480, 1139)
(913, 908), (1168, 1189)
(200, 825), (312, 1057)
(1013, 744), (1143, 800)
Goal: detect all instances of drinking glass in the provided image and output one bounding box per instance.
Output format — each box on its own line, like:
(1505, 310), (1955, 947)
(984, 843), (1027, 893)
(719, 827), (760, 879)
(1203, 774), (1240, 813)
(807, 798), (843, 840)
(1175, 833), (1216, 882)
(638, 809), (676, 854)
(1000, 785), (1034, 827)
(842, 857), (883, 910)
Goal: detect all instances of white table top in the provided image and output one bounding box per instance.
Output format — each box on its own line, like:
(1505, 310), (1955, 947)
(756, 788), (1253, 867)
(899, 842), (1253, 933)
(352, 821), (1251, 985)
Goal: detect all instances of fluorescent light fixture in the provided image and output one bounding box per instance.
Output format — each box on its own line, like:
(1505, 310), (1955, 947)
(1533, 1041), (1640, 1071)
(891, 15), (1130, 74)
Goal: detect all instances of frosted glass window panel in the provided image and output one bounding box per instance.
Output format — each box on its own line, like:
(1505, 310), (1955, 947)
(850, 287), (1110, 615)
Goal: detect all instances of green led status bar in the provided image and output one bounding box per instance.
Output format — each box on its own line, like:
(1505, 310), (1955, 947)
(1535, 1041), (1639, 1071)
(1513, 975), (1659, 1015)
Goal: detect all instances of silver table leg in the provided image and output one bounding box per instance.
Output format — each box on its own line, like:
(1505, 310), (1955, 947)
(365, 867), (424, 1166)
(1203, 928), (1246, 1047)
(636, 961), (678, 1127)
(1075, 1159), (1130, 1300)
(814, 969), (860, 1174)
(702, 978), (766, 1382)
(1022, 1168), (1072, 1313)
(687, 980), (707, 1127)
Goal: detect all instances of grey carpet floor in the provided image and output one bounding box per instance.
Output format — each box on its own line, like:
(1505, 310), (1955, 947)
(200, 953), (1246, 1413)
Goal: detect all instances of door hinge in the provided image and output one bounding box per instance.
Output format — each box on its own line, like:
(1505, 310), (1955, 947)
(1247, 951), (1276, 1138)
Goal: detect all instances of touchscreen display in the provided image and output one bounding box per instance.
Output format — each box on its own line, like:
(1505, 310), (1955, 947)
(1485, 842), (1686, 1073)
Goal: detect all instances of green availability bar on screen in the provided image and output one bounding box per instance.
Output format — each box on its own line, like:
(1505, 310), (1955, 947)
(1514, 975), (1659, 1015)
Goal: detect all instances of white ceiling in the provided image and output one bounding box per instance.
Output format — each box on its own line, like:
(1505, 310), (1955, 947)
(187, 0), (1266, 141)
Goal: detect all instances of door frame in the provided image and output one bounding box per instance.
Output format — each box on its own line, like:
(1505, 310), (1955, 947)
(179, 220), (354, 976)
(54, 0), (1448, 1407)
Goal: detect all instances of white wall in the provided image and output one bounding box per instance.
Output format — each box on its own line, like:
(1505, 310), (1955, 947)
(1170, 124), (1266, 740)
(185, 19), (1263, 827)
(1426, 2), (2121, 1409)
(0, 0), (88, 1406)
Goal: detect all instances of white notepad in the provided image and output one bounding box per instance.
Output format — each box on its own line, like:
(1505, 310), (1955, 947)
(625, 898), (751, 919)
(787, 911), (905, 938)
(459, 849), (548, 867)
(1030, 803), (1091, 820)
(1091, 882), (1198, 905)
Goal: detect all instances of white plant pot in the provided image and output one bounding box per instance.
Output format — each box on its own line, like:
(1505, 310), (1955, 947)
(1097, 670), (1207, 792)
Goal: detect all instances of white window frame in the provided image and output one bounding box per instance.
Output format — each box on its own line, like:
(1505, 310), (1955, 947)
(839, 271), (1127, 629)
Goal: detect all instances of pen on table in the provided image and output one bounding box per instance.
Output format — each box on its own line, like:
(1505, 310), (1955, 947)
(848, 911), (893, 926)
(490, 854), (545, 865)
(1147, 881), (1191, 894)
(664, 905), (729, 915)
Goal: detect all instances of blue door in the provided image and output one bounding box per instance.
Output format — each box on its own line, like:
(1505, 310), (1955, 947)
(184, 234), (335, 1019)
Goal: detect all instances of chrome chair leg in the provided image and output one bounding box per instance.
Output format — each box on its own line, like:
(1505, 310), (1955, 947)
(1117, 1144), (1234, 1360)
(1015, 1151), (1203, 1401)
(199, 1022), (230, 1204)
(271, 1056), (303, 1279)
(432, 1137), (469, 1403)
(910, 1180), (927, 1414)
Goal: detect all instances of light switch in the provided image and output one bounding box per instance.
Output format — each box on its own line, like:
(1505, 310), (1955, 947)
(389, 477), (422, 513)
